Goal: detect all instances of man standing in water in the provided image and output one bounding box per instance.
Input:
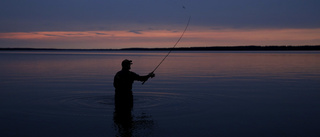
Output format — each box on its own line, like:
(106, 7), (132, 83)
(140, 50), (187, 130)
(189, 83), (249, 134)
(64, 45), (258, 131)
(113, 59), (155, 106)
(113, 59), (155, 136)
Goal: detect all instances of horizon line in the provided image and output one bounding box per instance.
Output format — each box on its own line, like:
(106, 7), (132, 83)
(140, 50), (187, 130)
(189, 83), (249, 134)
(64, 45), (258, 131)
(1, 45), (320, 51)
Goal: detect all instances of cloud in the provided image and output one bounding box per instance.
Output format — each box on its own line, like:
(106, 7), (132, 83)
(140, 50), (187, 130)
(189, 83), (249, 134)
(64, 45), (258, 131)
(43, 34), (65, 37)
(1, 28), (320, 49)
(95, 32), (109, 35)
(128, 30), (143, 34)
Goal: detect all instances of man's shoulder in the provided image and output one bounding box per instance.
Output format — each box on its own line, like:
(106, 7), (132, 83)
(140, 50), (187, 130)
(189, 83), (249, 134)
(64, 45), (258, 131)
(115, 70), (122, 74)
(128, 71), (139, 77)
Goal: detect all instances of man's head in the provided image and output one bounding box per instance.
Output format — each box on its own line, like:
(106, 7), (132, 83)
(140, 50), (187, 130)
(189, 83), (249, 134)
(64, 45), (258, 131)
(121, 59), (132, 70)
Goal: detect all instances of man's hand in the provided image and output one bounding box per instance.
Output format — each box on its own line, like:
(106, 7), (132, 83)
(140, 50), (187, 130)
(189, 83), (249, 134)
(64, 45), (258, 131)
(148, 72), (155, 78)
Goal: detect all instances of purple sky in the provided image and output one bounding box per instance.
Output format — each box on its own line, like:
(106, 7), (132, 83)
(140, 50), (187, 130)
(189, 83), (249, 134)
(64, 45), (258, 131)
(1, 0), (320, 49)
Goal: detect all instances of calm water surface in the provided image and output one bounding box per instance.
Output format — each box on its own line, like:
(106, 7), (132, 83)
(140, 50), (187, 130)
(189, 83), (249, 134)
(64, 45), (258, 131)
(1, 51), (320, 137)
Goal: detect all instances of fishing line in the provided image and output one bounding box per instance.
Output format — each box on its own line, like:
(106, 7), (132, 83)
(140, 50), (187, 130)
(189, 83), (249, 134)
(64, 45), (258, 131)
(142, 15), (191, 85)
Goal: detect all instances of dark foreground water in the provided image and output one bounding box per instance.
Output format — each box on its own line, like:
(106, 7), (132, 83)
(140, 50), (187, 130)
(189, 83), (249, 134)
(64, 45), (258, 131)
(1, 51), (320, 137)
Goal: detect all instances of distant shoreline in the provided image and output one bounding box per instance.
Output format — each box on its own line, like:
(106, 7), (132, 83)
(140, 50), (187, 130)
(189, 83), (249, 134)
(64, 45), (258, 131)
(1, 45), (320, 51)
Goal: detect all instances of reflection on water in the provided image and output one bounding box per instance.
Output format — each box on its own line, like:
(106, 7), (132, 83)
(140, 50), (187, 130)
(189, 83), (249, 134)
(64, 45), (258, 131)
(113, 94), (154, 137)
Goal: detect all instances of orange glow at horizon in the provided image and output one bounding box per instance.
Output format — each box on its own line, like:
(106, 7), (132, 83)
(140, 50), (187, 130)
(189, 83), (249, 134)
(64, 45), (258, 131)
(1, 28), (320, 48)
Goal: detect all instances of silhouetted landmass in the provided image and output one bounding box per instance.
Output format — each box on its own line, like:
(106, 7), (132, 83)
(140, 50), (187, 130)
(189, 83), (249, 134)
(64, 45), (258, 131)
(1, 45), (320, 51)
(121, 45), (320, 51)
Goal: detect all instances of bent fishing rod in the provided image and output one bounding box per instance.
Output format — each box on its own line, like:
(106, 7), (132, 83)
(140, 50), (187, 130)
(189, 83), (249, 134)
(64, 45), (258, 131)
(143, 16), (191, 85)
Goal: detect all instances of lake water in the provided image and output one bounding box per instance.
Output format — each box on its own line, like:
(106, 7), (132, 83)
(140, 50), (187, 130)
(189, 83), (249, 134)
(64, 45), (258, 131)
(1, 50), (320, 137)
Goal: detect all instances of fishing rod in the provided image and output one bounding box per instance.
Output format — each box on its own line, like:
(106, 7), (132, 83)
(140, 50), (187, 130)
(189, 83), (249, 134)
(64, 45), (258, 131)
(142, 15), (191, 85)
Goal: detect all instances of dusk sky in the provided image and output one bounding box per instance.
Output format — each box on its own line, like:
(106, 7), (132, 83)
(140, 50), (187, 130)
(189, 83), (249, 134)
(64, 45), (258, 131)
(1, 0), (320, 49)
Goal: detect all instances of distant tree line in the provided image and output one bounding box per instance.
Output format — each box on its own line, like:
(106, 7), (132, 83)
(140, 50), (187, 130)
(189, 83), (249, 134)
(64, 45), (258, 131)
(1, 45), (320, 51)
(121, 45), (320, 51)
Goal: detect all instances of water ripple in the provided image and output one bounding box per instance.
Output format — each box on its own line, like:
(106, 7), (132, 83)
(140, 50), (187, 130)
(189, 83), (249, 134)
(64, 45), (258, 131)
(16, 91), (210, 118)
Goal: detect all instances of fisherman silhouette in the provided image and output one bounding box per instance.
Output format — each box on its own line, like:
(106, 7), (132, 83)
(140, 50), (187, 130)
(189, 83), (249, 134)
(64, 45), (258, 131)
(113, 59), (155, 108)
(113, 59), (155, 136)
